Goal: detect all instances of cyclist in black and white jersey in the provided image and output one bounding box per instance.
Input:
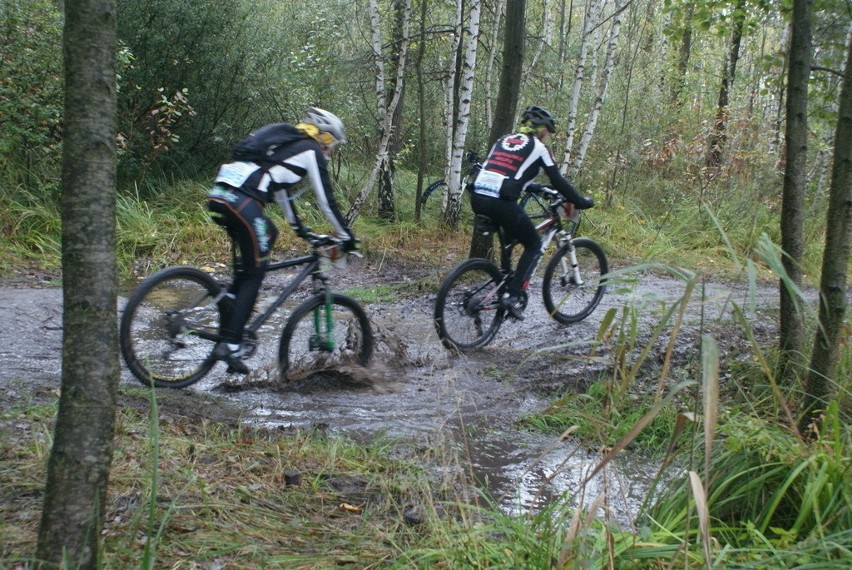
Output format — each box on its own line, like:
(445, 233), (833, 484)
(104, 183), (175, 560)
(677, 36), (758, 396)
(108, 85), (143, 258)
(207, 107), (357, 372)
(470, 105), (594, 320)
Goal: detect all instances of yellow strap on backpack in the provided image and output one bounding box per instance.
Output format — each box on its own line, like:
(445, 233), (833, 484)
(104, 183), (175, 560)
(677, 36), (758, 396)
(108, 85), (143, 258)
(297, 122), (336, 146)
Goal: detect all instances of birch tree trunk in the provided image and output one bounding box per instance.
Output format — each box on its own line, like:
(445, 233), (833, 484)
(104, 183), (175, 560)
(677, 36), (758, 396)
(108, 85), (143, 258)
(377, 0), (409, 221)
(415, 0), (428, 221)
(445, 0), (482, 227)
(370, 0), (386, 122)
(36, 0), (119, 567)
(371, 0), (392, 219)
(346, 0), (412, 224)
(442, 0), (465, 210)
(561, 0), (601, 173)
(568, 0), (623, 178)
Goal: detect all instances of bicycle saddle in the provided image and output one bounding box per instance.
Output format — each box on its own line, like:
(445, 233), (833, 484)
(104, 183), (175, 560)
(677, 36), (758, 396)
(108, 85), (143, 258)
(473, 214), (499, 236)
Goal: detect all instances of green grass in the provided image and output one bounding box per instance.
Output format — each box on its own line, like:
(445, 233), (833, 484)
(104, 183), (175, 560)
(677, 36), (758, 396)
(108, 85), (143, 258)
(0, 389), (447, 567)
(3, 160), (828, 283)
(520, 382), (686, 456)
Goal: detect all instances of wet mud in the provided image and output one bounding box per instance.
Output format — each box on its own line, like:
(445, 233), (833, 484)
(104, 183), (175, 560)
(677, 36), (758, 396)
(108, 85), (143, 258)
(0, 256), (783, 526)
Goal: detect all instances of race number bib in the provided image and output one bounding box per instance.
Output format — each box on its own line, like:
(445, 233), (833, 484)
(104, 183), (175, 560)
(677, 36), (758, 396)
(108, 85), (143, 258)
(215, 162), (259, 188)
(473, 170), (505, 198)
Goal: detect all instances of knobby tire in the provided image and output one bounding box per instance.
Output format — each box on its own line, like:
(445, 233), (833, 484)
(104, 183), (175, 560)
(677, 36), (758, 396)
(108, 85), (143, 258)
(120, 266), (223, 388)
(542, 238), (608, 324)
(433, 258), (505, 351)
(278, 293), (373, 382)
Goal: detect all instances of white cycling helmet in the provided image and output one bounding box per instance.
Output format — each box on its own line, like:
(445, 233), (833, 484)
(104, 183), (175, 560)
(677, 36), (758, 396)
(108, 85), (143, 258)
(303, 107), (347, 146)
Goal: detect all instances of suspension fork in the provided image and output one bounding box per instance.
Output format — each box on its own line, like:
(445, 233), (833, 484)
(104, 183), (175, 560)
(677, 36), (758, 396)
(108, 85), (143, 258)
(557, 232), (584, 287)
(311, 278), (336, 351)
(559, 238), (584, 286)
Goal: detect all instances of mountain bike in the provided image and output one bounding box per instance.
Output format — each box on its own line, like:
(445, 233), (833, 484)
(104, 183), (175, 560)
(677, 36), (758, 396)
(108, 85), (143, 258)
(120, 234), (373, 388)
(433, 185), (608, 352)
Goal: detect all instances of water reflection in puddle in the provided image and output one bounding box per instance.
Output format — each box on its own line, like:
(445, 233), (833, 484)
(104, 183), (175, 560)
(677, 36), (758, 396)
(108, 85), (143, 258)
(463, 427), (660, 528)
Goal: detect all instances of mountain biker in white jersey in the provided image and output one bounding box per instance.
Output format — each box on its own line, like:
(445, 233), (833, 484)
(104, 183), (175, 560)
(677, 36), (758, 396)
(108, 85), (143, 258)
(470, 105), (595, 320)
(207, 107), (358, 373)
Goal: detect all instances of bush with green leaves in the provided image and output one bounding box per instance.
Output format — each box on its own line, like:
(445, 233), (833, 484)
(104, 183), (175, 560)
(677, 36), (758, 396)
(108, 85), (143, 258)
(0, 0), (63, 179)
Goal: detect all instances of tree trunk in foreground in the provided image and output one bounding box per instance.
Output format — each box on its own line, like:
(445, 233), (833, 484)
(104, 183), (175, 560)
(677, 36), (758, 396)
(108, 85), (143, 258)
(778, 0), (812, 385)
(799, 29), (851, 435)
(36, 0), (119, 567)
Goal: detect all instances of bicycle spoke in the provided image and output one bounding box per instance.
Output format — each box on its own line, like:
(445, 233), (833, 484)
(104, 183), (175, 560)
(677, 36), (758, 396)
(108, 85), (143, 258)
(542, 238), (608, 324)
(434, 259), (504, 351)
(121, 269), (221, 387)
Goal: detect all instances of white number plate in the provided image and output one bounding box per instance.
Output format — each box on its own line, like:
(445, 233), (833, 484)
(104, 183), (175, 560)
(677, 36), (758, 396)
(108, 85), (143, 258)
(215, 162), (259, 188)
(473, 170), (504, 197)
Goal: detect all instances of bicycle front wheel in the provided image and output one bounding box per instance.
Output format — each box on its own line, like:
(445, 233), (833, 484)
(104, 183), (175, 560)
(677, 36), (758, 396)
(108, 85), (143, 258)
(434, 258), (504, 351)
(542, 238), (608, 324)
(120, 266), (222, 388)
(278, 293), (373, 382)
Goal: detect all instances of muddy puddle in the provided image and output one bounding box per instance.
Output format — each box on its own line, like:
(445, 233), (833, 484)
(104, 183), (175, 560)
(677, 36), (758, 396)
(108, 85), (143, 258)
(0, 260), (780, 528)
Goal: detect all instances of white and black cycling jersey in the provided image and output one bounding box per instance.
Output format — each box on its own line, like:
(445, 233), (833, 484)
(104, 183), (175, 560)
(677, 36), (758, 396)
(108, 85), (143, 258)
(215, 135), (352, 241)
(473, 133), (585, 204)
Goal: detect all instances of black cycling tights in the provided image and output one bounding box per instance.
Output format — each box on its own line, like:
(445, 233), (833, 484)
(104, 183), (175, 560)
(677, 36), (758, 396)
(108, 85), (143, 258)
(470, 193), (542, 296)
(208, 194), (279, 344)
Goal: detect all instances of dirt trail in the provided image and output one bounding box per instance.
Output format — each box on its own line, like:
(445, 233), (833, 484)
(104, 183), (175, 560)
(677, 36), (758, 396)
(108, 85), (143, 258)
(0, 257), (782, 524)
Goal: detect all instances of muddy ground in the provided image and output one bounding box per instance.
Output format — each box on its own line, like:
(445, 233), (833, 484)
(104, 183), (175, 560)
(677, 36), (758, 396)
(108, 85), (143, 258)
(0, 255), (782, 523)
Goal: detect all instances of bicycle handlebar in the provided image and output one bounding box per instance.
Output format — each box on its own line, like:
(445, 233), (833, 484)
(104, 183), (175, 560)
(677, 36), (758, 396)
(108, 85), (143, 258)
(526, 184), (564, 204)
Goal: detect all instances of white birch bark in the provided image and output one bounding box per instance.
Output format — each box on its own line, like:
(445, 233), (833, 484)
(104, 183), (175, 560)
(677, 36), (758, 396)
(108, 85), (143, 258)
(370, 0), (386, 122)
(569, 0), (624, 177)
(445, 0), (482, 226)
(561, 0), (601, 174)
(346, 0), (412, 223)
(586, 0), (605, 91)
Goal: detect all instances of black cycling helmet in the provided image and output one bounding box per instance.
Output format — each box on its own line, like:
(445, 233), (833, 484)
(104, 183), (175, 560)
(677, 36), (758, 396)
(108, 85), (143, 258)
(521, 105), (556, 133)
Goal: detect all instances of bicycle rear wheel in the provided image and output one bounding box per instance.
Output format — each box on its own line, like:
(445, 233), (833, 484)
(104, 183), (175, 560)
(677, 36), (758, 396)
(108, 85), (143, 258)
(420, 180), (447, 220)
(278, 293), (373, 382)
(120, 266), (223, 388)
(434, 258), (505, 351)
(542, 238), (608, 324)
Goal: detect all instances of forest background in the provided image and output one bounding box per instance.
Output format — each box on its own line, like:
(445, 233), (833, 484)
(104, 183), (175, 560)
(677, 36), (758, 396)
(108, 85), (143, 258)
(2, 0), (848, 273)
(1, 0), (850, 568)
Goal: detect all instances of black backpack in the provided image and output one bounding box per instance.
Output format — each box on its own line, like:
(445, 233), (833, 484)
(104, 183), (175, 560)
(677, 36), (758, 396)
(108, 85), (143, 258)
(232, 123), (306, 164)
